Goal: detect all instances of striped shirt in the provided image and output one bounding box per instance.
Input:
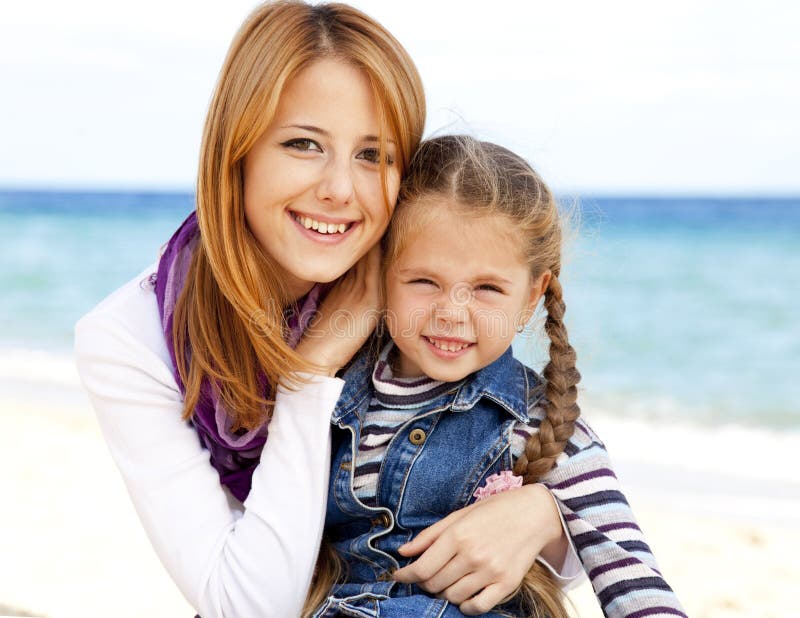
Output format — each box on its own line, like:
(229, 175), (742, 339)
(352, 345), (458, 504)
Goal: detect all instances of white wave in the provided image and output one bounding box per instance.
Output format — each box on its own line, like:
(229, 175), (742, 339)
(582, 401), (800, 487)
(0, 347), (81, 387)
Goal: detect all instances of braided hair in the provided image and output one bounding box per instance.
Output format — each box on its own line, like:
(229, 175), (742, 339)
(385, 135), (580, 618)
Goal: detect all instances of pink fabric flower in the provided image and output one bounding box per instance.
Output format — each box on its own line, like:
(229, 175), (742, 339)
(472, 470), (523, 502)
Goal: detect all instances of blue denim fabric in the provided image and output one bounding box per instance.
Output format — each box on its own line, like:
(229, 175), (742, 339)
(313, 346), (543, 618)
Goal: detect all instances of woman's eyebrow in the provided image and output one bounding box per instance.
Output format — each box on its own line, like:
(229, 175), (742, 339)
(280, 124), (330, 136)
(280, 124), (395, 144)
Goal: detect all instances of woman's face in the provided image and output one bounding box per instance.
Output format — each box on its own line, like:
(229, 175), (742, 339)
(243, 59), (400, 300)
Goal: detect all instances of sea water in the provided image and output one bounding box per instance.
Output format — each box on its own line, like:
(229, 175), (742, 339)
(1, 191), (798, 430)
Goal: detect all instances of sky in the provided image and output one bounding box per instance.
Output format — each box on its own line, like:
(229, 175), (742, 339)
(1, 0), (798, 195)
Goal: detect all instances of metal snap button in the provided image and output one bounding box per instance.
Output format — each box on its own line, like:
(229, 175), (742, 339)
(409, 428), (427, 445)
(371, 513), (391, 528)
(377, 568), (396, 582)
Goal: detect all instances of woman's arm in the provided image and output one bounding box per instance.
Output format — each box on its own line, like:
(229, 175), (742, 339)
(543, 420), (687, 618)
(393, 483), (582, 615)
(395, 418), (685, 617)
(75, 275), (342, 618)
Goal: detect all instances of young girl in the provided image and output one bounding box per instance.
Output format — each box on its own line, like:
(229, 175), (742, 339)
(307, 136), (686, 617)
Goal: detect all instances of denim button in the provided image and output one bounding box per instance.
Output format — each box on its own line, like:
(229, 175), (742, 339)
(409, 428), (427, 445)
(377, 567), (396, 582)
(371, 513), (391, 528)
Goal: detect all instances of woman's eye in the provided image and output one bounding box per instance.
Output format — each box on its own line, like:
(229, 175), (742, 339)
(357, 148), (394, 165)
(281, 138), (322, 153)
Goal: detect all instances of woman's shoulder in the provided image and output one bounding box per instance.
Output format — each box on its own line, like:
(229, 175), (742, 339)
(74, 263), (172, 371)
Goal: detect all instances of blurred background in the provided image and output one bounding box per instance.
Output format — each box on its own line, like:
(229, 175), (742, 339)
(1, 1), (798, 617)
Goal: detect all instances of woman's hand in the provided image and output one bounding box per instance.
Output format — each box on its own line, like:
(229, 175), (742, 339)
(393, 484), (567, 616)
(295, 245), (382, 376)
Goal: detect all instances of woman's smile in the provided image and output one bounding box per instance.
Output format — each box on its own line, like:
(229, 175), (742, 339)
(243, 58), (400, 300)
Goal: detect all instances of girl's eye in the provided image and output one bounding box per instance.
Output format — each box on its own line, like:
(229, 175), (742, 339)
(281, 138), (322, 153)
(357, 147), (394, 166)
(410, 278), (436, 286)
(476, 284), (503, 293)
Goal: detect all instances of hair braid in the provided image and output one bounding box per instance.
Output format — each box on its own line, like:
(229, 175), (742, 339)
(514, 274), (581, 483)
(386, 135), (577, 618)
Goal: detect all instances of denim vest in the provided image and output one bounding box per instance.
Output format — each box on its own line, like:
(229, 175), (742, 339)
(313, 346), (543, 618)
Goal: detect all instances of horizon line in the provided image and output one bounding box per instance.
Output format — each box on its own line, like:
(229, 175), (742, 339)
(1, 184), (799, 201)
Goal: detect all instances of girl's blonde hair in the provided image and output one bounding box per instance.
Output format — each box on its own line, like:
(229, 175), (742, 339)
(382, 135), (581, 618)
(173, 1), (425, 436)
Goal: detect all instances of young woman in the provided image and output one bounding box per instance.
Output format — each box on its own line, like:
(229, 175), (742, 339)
(74, 3), (576, 617)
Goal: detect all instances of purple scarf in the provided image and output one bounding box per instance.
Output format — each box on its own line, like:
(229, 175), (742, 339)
(154, 211), (325, 502)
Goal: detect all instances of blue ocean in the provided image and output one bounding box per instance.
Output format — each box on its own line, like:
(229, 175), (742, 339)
(2, 190), (798, 430)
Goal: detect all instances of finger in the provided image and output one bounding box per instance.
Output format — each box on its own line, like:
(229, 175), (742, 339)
(458, 582), (514, 617)
(392, 535), (458, 584)
(360, 244), (382, 296)
(397, 507), (471, 557)
(365, 242), (382, 271)
(417, 555), (472, 594)
(352, 243), (379, 280)
(436, 571), (487, 606)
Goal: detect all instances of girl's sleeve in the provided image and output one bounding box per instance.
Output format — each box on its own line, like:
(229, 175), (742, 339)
(74, 279), (343, 618)
(542, 420), (687, 618)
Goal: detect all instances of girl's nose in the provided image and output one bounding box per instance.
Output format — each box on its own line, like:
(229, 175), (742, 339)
(433, 285), (470, 327)
(316, 156), (355, 206)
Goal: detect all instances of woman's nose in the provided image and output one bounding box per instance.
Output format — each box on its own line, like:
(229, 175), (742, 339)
(316, 156), (355, 206)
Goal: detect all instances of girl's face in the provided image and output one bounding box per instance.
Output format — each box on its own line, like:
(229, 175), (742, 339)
(244, 59), (399, 300)
(385, 202), (550, 381)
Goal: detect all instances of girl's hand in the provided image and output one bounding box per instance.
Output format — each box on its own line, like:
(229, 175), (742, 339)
(393, 484), (567, 616)
(295, 246), (382, 376)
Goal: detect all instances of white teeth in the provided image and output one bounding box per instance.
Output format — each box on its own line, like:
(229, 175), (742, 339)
(294, 213), (350, 234)
(427, 337), (470, 352)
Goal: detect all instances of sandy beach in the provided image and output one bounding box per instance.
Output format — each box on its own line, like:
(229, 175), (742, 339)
(1, 352), (798, 618)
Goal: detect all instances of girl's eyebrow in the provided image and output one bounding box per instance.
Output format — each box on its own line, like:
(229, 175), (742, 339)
(472, 274), (513, 286)
(280, 124), (395, 144)
(397, 267), (512, 286)
(396, 267), (436, 277)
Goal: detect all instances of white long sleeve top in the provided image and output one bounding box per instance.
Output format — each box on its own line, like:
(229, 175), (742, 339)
(75, 266), (582, 618)
(75, 266), (344, 618)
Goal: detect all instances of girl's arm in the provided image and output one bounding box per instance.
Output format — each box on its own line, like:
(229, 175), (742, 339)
(543, 419), (687, 618)
(74, 273), (342, 618)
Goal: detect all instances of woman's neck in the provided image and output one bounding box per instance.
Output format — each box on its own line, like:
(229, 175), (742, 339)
(283, 277), (316, 305)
